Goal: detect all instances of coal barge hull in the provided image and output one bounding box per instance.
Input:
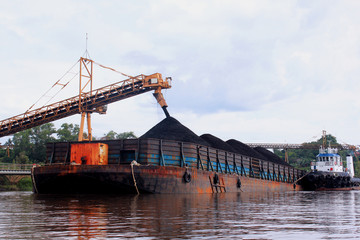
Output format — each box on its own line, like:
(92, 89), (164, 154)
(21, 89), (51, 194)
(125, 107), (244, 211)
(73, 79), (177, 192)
(32, 138), (304, 194)
(32, 164), (302, 194)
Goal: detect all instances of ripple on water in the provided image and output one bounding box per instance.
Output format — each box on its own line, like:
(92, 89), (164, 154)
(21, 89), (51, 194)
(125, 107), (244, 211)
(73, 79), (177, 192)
(0, 191), (359, 239)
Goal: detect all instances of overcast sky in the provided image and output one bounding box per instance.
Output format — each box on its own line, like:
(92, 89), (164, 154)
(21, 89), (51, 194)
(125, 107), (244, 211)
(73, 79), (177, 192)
(1, 0), (360, 146)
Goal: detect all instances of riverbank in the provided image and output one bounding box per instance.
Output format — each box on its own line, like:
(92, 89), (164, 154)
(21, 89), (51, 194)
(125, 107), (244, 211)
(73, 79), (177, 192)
(0, 176), (32, 191)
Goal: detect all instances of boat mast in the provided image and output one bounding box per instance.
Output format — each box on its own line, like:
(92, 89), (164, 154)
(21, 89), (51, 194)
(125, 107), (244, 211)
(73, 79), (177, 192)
(322, 130), (327, 149)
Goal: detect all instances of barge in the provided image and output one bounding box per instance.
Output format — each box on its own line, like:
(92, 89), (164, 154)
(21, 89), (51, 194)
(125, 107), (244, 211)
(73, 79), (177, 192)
(32, 128), (305, 194)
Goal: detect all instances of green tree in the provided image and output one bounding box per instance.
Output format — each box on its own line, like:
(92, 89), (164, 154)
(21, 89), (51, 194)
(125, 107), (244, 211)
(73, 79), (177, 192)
(103, 130), (117, 140)
(116, 131), (136, 139)
(103, 130), (137, 140)
(30, 123), (56, 162)
(14, 151), (30, 164)
(12, 129), (32, 159)
(57, 123), (80, 141)
(11, 123), (56, 163)
(0, 139), (14, 163)
(353, 160), (360, 178)
(4, 124), (137, 164)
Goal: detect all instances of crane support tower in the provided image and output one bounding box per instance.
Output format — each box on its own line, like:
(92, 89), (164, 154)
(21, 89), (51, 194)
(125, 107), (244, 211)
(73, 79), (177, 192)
(0, 57), (172, 140)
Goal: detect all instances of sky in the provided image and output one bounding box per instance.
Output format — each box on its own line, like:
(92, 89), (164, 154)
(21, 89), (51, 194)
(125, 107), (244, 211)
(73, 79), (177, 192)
(1, 0), (360, 146)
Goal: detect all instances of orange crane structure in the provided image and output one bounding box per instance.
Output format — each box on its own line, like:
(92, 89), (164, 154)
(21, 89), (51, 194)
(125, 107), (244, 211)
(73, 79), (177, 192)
(0, 57), (171, 140)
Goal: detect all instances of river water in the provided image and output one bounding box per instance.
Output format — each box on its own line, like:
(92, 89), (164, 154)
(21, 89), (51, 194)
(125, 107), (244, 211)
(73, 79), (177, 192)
(0, 191), (359, 239)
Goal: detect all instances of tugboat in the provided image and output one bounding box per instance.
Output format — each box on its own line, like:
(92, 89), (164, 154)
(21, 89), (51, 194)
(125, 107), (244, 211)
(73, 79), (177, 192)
(300, 143), (360, 191)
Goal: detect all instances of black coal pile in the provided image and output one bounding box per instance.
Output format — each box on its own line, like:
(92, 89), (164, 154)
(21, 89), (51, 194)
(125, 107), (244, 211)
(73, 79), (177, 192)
(253, 147), (290, 166)
(226, 139), (267, 160)
(140, 117), (210, 146)
(140, 117), (289, 166)
(200, 134), (236, 152)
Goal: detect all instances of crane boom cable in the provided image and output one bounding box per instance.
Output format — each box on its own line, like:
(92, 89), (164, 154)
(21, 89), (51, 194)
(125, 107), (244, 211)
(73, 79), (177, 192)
(25, 59), (80, 113)
(42, 62), (89, 107)
(31, 58), (135, 112)
(42, 77), (74, 107)
(93, 61), (133, 78)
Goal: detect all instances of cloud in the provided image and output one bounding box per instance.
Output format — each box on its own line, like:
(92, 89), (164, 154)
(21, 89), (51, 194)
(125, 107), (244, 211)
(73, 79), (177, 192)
(1, 0), (360, 145)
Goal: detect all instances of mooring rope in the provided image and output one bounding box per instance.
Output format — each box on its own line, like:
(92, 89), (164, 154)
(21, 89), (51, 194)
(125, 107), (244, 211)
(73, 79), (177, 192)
(292, 171), (311, 185)
(31, 165), (39, 194)
(131, 160), (141, 195)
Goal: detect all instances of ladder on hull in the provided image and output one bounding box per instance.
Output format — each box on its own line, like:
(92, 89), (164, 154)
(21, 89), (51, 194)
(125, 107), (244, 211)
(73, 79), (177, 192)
(209, 175), (226, 193)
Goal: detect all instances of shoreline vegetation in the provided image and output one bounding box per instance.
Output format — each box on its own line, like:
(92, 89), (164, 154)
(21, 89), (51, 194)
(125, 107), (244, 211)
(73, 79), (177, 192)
(1, 122), (359, 185)
(0, 176), (32, 191)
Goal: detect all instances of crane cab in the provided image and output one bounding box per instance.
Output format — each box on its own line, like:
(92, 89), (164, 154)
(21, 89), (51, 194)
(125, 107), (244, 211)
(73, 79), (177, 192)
(143, 73), (171, 88)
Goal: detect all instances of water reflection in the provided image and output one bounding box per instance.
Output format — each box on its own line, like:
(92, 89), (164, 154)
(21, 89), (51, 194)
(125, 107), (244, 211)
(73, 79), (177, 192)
(0, 191), (360, 239)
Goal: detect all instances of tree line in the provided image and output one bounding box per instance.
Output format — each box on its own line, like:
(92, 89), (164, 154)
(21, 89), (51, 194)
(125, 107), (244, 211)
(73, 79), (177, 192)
(1, 127), (359, 177)
(0, 123), (136, 164)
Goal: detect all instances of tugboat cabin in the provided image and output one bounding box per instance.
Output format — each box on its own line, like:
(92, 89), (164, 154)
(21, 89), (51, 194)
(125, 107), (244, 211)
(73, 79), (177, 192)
(311, 146), (343, 172)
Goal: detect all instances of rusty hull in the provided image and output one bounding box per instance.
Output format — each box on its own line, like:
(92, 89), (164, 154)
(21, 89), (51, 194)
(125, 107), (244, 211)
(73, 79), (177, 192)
(32, 164), (301, 194)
